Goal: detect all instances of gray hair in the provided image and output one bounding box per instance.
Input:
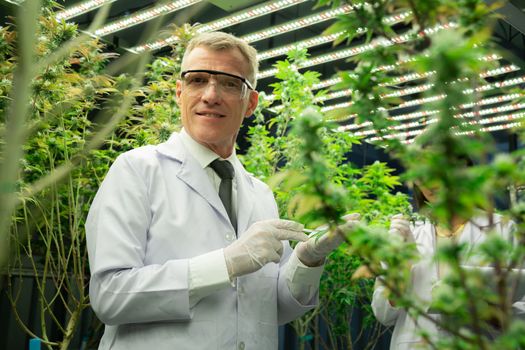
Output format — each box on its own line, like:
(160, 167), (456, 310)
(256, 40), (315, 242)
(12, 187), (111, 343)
(181, 31), (259, 88)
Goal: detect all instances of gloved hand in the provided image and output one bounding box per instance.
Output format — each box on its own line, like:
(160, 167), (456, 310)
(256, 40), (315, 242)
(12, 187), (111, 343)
(389, 214), (414, 243)
(224, 219), (308, 279)
(296, 213), (361, 267)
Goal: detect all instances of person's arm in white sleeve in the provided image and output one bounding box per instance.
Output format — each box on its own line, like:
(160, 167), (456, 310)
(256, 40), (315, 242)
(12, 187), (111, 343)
(371, 279), (402, 326)
(87, 154), (196, 325)
(283, 251), (324, 304)
(371, 214), (414, 326)
(188, 249), (231, 308)
(280, 214), (361, 307)
(190, 219), (309, 307)
(505, 219), (525, 320)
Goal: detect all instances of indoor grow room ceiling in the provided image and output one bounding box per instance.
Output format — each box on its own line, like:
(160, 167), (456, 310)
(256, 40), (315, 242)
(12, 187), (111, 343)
(4, 0), (525, 143)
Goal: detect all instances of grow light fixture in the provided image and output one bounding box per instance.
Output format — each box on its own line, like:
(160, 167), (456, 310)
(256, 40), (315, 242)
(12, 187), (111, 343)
(258, 23), (463, 79)
(397, 121), (524, 143)
(385, 75), (525, 110)
(391, 110), (441, 122)
(340, 90), (525, 130)
(335, 90), (525, 134)
(387, 72), (436, 85)
(457, 103), (525, 119)
(459, 93), (524, 109)
(321, 101), (353, 112)
(257, 33), (344, 62)
(313, 78), (343, 90)
(480, 65), (520, 78)
(316, 64), (519, 107)
(94, 0), (202, 37)
(351, 105), (525, 137)
(270, 62), (520, 115)
(482, 122), (522, 133)
(384, 111), (525, 142)
(255, 10), (413, 62)
(244, 5), (356, 44)
(339, 110), (442, 131)
(56, 0), (117, 21)
(132, 0), (310, 52)
(316, 89), (354, 102)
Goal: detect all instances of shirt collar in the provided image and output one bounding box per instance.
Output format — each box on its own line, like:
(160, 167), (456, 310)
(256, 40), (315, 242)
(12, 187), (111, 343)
(180, 128), (237, 168)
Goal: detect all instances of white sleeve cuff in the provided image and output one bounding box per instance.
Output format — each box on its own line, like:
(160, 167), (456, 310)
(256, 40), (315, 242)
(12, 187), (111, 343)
(285, 250), (324, 304)
(188, 249), (231, 307)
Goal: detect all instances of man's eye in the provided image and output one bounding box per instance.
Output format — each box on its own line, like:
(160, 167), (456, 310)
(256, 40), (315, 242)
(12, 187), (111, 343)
(222, 79), (241, 89)
(188, 76), (208, 84)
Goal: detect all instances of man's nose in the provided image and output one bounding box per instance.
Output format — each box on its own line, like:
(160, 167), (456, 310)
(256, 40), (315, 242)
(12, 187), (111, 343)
(201, 81), (221, 103)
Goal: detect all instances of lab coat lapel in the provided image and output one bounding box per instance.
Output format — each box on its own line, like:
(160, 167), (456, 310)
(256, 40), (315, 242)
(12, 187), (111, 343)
(157, 133), (228, 221)
(233, 160), (254, 235)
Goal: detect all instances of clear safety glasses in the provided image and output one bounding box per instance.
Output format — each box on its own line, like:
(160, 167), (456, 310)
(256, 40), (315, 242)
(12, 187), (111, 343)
(180, 69), (254, 100)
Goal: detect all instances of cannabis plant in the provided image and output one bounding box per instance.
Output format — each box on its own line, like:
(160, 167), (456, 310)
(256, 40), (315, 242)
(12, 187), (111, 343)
(272, 0), (525, 349)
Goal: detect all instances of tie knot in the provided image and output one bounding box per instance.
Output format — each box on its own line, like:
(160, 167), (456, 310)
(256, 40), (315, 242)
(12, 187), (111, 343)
(210, 159), (234, 180)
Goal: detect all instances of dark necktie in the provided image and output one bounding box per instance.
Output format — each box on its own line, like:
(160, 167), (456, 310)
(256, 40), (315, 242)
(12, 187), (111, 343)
(209, 159), (236, 231)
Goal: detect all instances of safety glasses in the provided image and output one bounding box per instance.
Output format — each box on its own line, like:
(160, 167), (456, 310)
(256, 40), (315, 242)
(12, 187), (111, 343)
(180, 69), (254, 100)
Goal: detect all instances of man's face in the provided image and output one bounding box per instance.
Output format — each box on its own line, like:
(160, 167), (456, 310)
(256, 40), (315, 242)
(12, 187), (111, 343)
(176, 46), (258, 158)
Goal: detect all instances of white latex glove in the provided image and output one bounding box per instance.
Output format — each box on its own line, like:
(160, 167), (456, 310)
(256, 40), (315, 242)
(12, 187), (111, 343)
(296, 213), (361, 267)
(389, 214), (414, 243)
(224, 219), (308, 279)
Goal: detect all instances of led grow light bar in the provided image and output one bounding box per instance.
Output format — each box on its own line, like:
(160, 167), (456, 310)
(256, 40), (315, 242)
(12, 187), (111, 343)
(270, 62), (519, 115)
(255, 10), (413, 61)
(132, 0), (310, 52)
(392, 122), (522, 143)
(94, 0), (202, 37)
(257, 22), (469, 79)
(243, 4), (356, 44)
(341, 102), (525, 134)
(368, 111), (525, 143)
(336, 91), (525, 133)
(56, 0), (117, 21)
(351, 104), (525, 137)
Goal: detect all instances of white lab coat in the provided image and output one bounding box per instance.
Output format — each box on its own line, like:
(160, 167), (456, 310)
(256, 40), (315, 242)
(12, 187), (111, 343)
(86, 132), (316, 350)
(371, 214), (518, 350)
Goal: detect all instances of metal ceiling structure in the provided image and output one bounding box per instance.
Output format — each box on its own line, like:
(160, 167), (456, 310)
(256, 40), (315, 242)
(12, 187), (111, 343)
(2, 0), (525, 143)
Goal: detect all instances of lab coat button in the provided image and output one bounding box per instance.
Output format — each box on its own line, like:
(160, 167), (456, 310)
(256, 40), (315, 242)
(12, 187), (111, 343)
(225, 233), (234, 241)
(238, 342), (245, 350)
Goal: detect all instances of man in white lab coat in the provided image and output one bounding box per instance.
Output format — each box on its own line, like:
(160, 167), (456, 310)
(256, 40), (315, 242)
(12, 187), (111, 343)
(86, 31), (357, 350)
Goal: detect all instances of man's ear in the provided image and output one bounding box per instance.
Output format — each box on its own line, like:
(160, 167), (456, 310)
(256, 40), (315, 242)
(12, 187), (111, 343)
(244, 90), (259, 118)
(175, 80), (182, 105)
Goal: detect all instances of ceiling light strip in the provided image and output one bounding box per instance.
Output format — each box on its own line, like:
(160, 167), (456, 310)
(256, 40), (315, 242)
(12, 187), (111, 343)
(258, 42), (409, 78)
(460, 91), (524, 109)
(457, 102), (525, 118)
(341, 102), (525, 133)
(94, 0), (202, 36)
(132, 0), (309, 52)
(363, 111), (525, 142)
(337, 92), (525, 132)
(311, 70), (434, 91)
(340, 110), (441, 132)
(256, 11), (414, 61)
(396, 122), (523, 144)
(367, 117), (523, 144)
(386, 77), (525, 111)
(353, 106), (525, 137)
(56, 0), (117, 21)
(244, 5), (356, 43)
(257, 32), (344, 61)
(258, 25), (497, 79)
(316, 64), (519, 106)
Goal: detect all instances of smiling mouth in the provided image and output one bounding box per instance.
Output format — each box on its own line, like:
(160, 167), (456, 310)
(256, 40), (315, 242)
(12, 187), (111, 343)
(197, 112), (225, 118)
